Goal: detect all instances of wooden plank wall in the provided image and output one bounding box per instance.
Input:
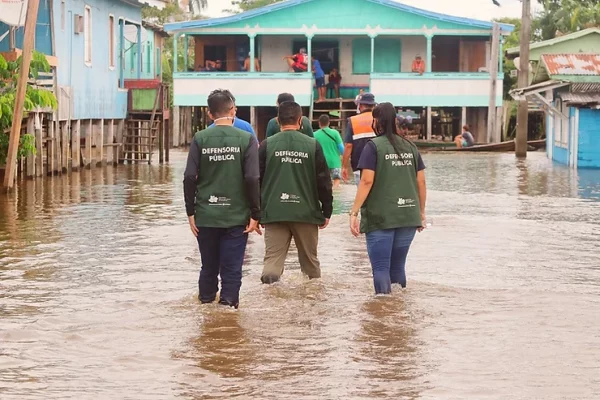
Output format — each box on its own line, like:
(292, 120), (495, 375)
(16, 115), (144, 180)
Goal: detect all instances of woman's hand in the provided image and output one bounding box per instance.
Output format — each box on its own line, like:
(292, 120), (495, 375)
(418, 213), (427, 232)
(350, 215), (360, 237)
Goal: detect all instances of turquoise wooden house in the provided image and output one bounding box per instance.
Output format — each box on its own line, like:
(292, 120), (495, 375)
(0, 0), (169, 171)
(164, 0), (513, 141)
(513, 54), (600, 169)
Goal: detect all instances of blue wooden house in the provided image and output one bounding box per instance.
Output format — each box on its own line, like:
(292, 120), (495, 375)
(0, 0), (168, 171)
(512, 54), (600, 169)
(164, 0), (513, 141)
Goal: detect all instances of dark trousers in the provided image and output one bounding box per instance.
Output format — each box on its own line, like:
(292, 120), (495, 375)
(196, 226), (248, 306)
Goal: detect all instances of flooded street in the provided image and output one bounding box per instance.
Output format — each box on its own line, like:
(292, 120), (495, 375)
(1, 150), (600, 399)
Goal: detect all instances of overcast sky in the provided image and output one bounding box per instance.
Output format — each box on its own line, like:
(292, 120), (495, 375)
(203, 0), (538, 21)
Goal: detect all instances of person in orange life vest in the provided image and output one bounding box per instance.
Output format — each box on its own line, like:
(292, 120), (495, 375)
(283, 48), (308, 73)
(412, 54), (425, 75)
(342, 93), (377, 185)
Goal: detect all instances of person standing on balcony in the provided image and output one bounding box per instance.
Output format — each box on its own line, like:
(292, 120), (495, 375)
(349, 102), (427, 294)
(314, 114), (344, 189)
(342, 93), (377, 185)
(328, 68), (342, 99)
(411, 54), (425, 75)
(313, 58), (326, 102)
(243, 52), (261, 72)
(265, 93), (314, 138)
(183, 89), (261, 309)
(283, 48), (308, 73)
(259, 101), (333, 284)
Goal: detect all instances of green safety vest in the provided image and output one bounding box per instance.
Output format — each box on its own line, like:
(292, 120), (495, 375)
(194, 126), (252, 228)
(360, 135), (422, 233)
(261, 130), (324, 225)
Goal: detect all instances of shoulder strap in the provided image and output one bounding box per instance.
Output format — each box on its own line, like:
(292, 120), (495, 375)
(322, 129), (338, 143)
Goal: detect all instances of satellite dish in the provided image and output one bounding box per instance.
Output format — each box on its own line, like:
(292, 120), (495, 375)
(124, 24), (148, 43)
(514, 57), (521, 70)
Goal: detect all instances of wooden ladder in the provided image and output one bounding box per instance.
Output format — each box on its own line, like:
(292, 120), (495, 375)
(121, 85), (162, 164)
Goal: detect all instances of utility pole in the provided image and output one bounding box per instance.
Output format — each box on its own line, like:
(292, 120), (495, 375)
(3, 0), (41, 189)
(516, 0), (531, 157)
(487, 22), (500, 143)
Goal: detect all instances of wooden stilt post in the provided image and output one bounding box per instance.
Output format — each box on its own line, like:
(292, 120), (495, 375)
(26, 116), (35, 178)
(426, 107), (432, 141)
(461, 107), (467, 131)
(165, 118), (170, 162)
(172, 106), (180, 148)
(35, 113), (43, 177)
(117, 119), (125, 163)
(3, 0), (41, 188)
(159, 120), (164, 164)
(107, 119), (115, 165)
(61, 121), (68, 171)
(98, 119), (104, 166)
(72, 120), (81, 170)
(48, 118), (56, 175)
(85, 120), (92, 168)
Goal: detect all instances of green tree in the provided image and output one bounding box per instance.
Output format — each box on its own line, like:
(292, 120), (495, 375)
(228, 0), (282, 12)
(0, 51), (57, 165)
(537, 0), (600, 39)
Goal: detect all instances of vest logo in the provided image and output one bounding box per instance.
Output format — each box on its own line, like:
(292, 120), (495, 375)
(280, 192), (300, 203)
(208, 195), (231, 206)
(398, 198), (416, 208)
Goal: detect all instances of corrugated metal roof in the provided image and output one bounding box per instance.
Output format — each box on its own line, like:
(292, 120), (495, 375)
(559, 92), (600, 104)
(506, 28), (600, 55)
(542, 54), (600, 76)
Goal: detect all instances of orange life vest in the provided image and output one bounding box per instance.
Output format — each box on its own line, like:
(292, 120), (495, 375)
(349, 111), (376, 171)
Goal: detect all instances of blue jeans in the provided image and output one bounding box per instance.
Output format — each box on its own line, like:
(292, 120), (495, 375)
(354, 171), (361, 186)
(196, 226), (248, 307)
(365, 227), (417, 294)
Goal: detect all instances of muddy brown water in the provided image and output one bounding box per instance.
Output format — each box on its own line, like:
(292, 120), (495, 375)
(1, 150), (600, 399)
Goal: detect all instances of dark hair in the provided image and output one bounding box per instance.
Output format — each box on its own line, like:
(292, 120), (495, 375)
(277, 93), (295, 105)
(319, 114), (330, 127)
(372, 102), (412, 157)
(463, 124), (470, 131)
(207, 89), (235, 117)
(278, 101), (302, 126)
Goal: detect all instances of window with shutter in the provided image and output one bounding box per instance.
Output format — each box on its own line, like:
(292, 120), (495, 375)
(109, 15), (115, 68)
(84, 6), (92, 65)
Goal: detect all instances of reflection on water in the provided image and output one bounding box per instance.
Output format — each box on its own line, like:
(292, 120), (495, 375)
(1, 151), (600, 399)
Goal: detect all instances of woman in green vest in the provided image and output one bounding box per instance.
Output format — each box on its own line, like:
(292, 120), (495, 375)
(349, 102), (427, 294)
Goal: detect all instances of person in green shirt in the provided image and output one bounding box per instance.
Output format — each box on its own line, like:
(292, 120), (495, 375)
(265, 93), (314, 138)
(313, 114), (344, 188)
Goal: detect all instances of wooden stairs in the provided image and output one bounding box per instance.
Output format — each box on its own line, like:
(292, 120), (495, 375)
(311, 98), (357, 133)
(121, 85), (163, 164)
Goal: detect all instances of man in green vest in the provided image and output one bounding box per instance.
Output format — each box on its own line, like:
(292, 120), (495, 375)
(183, 89), (261, 309)
(265, 93), (314, 138)
(259, 101), (333, 284)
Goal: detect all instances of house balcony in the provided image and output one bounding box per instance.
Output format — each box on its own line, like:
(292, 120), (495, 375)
(172, 71), (503, 108)
(173, 71), (314, 107)
(370, 72), (504, 107)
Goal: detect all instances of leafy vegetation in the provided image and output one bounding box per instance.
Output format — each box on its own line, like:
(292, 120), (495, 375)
(228, 0), (282, 12)
(0, 51), (57, 166)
